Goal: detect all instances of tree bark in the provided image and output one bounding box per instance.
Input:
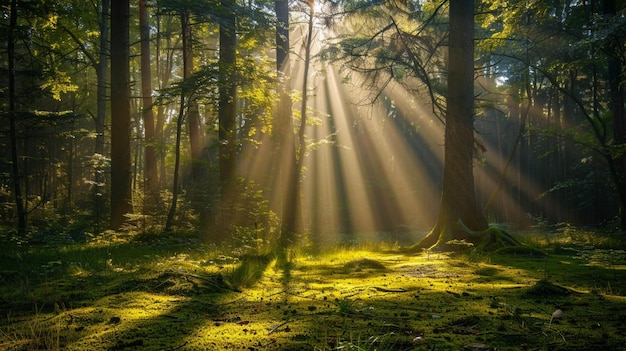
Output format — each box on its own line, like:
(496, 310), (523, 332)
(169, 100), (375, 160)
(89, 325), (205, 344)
(415, 0), (486, 249)
(110, 0), (133, 229)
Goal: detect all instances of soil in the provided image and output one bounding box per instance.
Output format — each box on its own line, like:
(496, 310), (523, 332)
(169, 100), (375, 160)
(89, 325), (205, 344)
(1, 235), (626, 350)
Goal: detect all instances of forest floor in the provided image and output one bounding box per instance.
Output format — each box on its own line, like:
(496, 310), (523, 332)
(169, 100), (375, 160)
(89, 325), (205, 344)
(1, 228), (626, 350)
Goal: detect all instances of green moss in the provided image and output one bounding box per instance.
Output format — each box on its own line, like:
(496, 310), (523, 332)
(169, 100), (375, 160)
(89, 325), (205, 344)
(343, 258), (386, 271)
(523, 279), (572, 298)
(1, 234), (626, 350)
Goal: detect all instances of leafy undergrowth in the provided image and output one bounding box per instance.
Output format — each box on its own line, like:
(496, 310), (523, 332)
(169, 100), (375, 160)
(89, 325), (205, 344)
(2, 232), (626, 350)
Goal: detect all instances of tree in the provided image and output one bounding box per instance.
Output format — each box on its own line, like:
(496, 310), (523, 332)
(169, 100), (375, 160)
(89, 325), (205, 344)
(285, 0), (315, 247)
(110, 0), (133, 229)
(323, 0), (494, 249)
(275, 0), (304, 247)
(414, 0), (488, 249)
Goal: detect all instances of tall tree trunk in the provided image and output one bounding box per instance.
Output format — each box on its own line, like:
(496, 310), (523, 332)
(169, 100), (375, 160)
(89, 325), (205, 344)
(165, 89), (185, 231)
(8, 0), (26, 233)
(415, 0), (486, 249)
(165, 11), (191, 232)
(110, 0), (133, 229)
(139, 0), (158, 198)
(286, 0), (314, 242)
(218, 3), (237, 187)
(275, 0), (299, 247)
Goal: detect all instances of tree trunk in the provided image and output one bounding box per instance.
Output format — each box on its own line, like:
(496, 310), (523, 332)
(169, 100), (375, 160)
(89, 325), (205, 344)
(139, 0), (159, 197)
(165, 90), (185, 231)
(275, 0), (301, 247)
(8, 0), (26, 233)
(286, 0), (315, 242)
(110, 0), (133, 229)
(165, 14), (190, 231)
(415, 0), (486, 249)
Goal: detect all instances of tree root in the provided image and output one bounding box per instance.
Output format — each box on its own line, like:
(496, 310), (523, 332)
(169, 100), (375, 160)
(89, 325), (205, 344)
(408, 220), (544, 255)
(456, 220), (541, 254)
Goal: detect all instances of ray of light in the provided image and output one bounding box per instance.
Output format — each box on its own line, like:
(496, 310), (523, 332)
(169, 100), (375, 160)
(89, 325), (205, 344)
(238, 12), (575, 245)
(289, 21), (448, 241)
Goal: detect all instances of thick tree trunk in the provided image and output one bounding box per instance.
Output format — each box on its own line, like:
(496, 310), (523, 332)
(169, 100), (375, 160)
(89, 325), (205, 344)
(416, 0), (486, 250)
(139, 0), (159, 196)
(110, 0), (133, 229)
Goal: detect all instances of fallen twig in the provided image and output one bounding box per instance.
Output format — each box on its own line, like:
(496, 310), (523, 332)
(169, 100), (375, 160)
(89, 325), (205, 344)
(372, 286), (407, 293)
(267, 320), (289, 334)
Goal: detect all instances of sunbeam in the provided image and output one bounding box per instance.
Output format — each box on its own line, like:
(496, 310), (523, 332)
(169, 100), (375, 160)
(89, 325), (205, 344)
(239, 5), (577, 246)
(283, 17), (448, 244)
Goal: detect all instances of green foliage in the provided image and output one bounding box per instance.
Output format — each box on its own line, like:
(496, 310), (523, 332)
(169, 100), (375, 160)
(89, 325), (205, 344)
(0, 302), (65, 351)
(335, 297), (357, 316)
(225, 254), (274, 289)
(207, 178), (279, 250)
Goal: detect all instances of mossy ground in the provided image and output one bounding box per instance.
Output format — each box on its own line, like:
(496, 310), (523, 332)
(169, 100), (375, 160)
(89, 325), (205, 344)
(1, 230), (626, 350)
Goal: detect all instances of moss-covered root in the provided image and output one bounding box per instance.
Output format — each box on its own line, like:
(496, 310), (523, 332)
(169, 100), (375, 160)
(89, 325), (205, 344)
(455, 220), (521, 252)
(475, 226), (521, 251)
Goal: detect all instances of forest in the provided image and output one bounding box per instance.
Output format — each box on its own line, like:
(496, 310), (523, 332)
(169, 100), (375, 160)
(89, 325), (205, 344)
(1, 0), (626, 350)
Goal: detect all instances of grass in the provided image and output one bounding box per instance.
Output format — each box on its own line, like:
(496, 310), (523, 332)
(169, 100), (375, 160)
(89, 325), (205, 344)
(1, 226), (626, 350)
